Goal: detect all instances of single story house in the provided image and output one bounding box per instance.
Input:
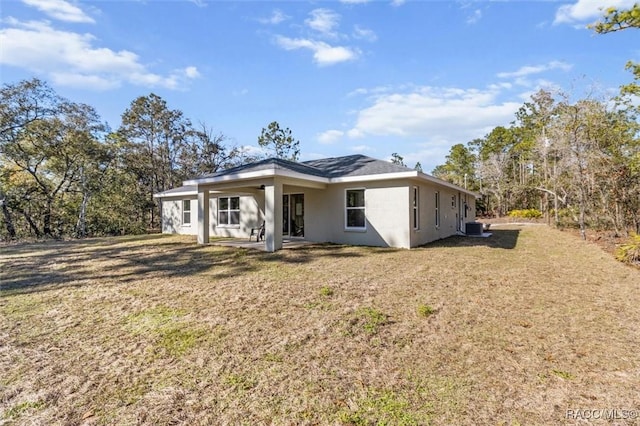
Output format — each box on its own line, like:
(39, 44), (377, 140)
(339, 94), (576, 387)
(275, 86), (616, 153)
(154, 154), (478, 251)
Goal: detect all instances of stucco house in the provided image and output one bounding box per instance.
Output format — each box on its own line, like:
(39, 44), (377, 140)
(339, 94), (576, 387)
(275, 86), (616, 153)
(154, 154), (477, 252)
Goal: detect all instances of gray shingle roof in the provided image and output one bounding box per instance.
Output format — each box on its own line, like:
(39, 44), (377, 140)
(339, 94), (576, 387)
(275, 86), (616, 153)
(196, 157), (327, 179)
(195, 155), (412, 180)
(302, 155), (412, 178)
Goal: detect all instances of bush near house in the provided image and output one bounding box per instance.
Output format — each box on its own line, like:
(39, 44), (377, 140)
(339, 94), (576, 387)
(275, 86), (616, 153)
(616, 233), (640, 265)
(507, 209), (543, 219)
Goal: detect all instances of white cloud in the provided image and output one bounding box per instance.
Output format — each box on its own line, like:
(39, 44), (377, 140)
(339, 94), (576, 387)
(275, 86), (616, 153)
(340, 0), (370, 3)
(0, 19), (198, 90)
(497, 61), (573, 79)
(344, 86), (521, 145)
(353, 25), (377, 42)
(275, 36), (359, 66)
(317, 129), (344, 144)
(184, 66), (201, 79)
(554, 0), (636, 25)
(391, 0), (406, 6)
(305, 8), (341, 38)
(347, 85), (393, 97)
(22, 0), (95, 23)
(50, 72), (117, 90)
(466, 9), (482, 24)
(259, 9), (289, 25)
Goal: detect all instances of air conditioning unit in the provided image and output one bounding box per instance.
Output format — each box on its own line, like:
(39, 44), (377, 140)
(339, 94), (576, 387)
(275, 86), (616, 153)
(465, 222), (483, 235)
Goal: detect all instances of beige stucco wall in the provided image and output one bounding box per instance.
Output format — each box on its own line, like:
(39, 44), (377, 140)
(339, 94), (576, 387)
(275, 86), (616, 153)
(296, 181), (412, 249)
(268, 179), (476, 249)
(209, 194), (264, 239)
(162, 193), (264, 238)
(409, 182), (477, 247)
(162, 179), (476, 249)
(161, 196), (198, 235)
(301, 179), (477, 249)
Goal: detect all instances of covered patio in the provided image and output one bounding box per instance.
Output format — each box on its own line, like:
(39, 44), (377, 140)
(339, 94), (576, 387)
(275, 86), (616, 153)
(186, 166), (326, 252)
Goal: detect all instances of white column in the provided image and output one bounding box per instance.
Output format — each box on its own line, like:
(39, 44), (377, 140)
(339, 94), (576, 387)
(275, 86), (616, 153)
(264, 180), (283, 252)
(197, 187), (210, 244)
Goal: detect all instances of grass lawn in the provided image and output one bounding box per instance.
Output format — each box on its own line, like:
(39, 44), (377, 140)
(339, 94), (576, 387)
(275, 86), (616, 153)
(1, 226), (639, 425)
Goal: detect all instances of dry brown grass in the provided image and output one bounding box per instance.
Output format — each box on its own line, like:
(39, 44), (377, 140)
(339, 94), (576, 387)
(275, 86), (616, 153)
(1, 226), (639, 425)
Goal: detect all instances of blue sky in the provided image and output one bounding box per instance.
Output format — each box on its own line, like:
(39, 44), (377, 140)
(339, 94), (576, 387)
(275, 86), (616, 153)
(1, 0), (638, 172)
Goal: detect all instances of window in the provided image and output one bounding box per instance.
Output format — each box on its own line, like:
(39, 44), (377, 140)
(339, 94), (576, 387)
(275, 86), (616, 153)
(182, 200), (191, 226)
(219, 197), (240, 226)
(346, 189), (365, 229)
(435, 191), (440, 228)
(452, 195), (456, 209)
(413, 186), (419, 230)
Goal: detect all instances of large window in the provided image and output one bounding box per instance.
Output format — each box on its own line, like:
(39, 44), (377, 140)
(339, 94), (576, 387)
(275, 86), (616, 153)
(182, 200), (191, 226)
(413, 187), (419, 230)
(346, 189), (365, 229)
(219, 197), (240, 226)
(435, 191), (440, 228)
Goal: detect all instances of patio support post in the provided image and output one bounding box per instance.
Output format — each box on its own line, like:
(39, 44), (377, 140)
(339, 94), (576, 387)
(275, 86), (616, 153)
(264, 180), (283, 252)
(197, 186), (210, 244)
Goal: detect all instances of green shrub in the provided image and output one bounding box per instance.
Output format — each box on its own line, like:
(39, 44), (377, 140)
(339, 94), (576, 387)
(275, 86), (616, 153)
(507, 209), (543, 219)
(616, 233), (640, 265)
(417, 304), (435, 318)
(356, 307), (389, 334)
(319, 286), (334, 297)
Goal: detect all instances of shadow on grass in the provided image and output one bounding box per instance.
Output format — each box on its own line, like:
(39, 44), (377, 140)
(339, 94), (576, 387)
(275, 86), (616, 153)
(1, 231), (519, 295)
(0, 236), (261, 295)
(260, 243), (367, 264)
(420, 229), (520, 250)
(0, 237), (371, 295)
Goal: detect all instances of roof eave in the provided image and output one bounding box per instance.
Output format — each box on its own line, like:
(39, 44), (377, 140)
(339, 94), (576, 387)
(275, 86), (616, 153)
(183, 168), (329, 186)
(417, 172), (479, 197)
(329, 171), (418, 183)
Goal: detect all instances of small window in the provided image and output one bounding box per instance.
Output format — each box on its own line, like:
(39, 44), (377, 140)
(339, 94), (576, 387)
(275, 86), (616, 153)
(346, 189), (365, 229)
(182, 200), (191, 225)
(452, 195), (456, 209)
(219, 196), (240, 226)
(413, 186), (419, 230)
(435, 191), (440, 228)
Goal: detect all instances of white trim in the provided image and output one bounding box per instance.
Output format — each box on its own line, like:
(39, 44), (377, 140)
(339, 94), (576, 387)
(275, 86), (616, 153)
(218, 196), (240, 227)
(345, 188), (366, 231)
(184, 168), (329, 186)
(161, 163), (477, 199)
(182, 199), (192, 226)
(331, 171), (418, 184)
(435, 190), (440, 229)
(416, 172), (478, 197)
(154, 190), (196, 198)
(412, 186), (419, 231)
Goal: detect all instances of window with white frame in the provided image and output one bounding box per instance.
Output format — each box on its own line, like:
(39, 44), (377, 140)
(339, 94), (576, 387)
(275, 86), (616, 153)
(345, 189), (365, 229)
(435, 191), (440, 228)
(182, 200), (191, 226)
(219, 196), (240, 226)
(413, 186), (419, 230)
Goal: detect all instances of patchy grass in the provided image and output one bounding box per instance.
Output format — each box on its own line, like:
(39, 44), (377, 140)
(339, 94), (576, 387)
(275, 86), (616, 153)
(1, 227), (640, 425)
(417, 304), (436, 318)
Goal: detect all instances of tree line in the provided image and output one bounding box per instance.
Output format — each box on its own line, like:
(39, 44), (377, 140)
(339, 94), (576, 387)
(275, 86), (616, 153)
(431, 5), (640, 238)
(432, 89), (640, 237)
(0, 79), (299, 240)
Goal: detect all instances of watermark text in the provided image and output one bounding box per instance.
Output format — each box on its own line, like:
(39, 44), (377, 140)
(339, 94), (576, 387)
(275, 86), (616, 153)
(566, 409), (638, 420)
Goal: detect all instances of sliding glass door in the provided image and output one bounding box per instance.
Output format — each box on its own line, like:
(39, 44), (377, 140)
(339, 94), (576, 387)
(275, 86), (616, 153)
(282, 194), (304, 237)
